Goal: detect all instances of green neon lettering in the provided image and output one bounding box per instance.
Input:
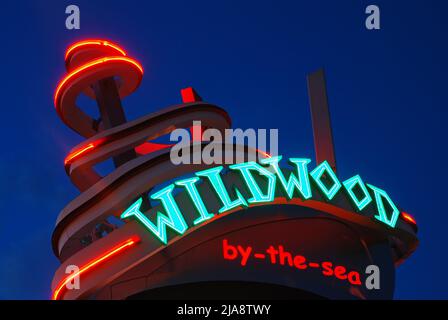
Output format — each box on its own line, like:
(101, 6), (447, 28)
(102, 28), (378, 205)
(367, 184), (400, 228)
(342, 175), (372, 211)
(120, 158), (402, 244)
(261, 156), (312, 199)
(175, 177), (215, 225)
(310, 161), (341, 201)
(195, 166), (247, 214)
(229, 161), (276, 204)
(120, 184), (188, 244)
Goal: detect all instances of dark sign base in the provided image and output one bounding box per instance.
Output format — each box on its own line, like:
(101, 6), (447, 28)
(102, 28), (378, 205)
(127, 281), (326, 300)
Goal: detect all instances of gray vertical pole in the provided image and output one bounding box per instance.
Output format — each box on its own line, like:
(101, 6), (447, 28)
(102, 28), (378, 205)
(307, 69), (337, 172)
(92, 77), (136, 168)
(92, 77), (150, 217)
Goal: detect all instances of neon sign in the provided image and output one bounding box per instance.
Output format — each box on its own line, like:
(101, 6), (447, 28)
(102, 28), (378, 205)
(222, 239), (363, 286)
(121, 156), (401, 244)
(52, 236), (140, 300)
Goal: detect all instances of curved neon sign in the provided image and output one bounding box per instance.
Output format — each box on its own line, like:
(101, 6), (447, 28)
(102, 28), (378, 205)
(121, 155), (402, 244)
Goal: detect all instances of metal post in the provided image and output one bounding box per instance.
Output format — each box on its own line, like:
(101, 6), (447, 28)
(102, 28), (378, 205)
(92, 77), (136, 168)
(307, 69), (337, 172)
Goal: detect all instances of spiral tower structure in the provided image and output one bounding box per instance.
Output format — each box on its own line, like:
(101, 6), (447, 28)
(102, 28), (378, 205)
(51, 39), (418, 300)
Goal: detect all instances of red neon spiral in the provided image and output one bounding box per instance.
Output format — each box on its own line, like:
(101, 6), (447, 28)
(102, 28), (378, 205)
(51, 39), (265, 300)
(53, 39), (144, 165)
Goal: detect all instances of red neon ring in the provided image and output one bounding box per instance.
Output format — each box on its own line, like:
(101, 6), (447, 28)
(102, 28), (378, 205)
(54, 56), (143, 108)
(52, 236), (140, 300)
(65, 40), (127, 61)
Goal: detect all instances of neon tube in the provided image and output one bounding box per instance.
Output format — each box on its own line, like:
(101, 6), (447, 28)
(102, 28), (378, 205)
(257, 149), (272, 158)
(64, 143), (95, 165)
(401, 212), (417, 225)
(54, 56), (144, 107)
(52, 236), (140, 300)
(65, 40), (126, 60)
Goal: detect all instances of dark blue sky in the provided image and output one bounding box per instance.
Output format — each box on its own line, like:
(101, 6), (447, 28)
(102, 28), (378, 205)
(0, 0), (446, 299)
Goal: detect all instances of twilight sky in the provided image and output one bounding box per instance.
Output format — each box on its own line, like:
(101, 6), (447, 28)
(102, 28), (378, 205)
(0, 0), (447, 299)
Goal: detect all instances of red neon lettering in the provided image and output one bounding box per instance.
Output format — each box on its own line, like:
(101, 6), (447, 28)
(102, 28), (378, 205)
(334, 266), (348, 280)
(293, 255), (307, 270)
(222, 239), (361, 286)
(222, 241), (363, 286)
(348, 271), (362, 285)
(322, 261), (334, 276)
(222, 239), (252, 266)
(278, 245), (293, 266)
(223, 239), (238, 260)
(266, 245), (278, 264)
(237, 245), (252, 266)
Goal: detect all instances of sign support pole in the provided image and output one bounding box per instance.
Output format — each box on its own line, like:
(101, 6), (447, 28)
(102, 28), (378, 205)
(307, 69), (337, 172)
